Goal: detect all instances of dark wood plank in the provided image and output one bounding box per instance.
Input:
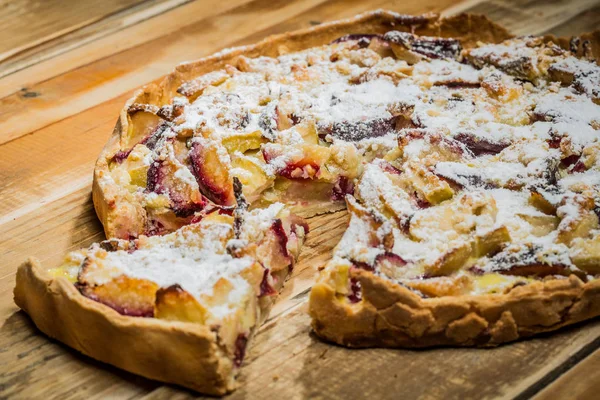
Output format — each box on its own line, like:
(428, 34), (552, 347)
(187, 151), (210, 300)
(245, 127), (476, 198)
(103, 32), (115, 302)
(533, 349), (600, 400)
(451, 0), (600, 35)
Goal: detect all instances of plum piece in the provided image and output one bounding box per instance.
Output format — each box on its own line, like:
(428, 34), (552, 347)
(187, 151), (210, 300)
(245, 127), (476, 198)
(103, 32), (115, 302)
(278, 161), (321, 180)
(374, 252), (407, 276)
(317, 117), (397, 142)
(500, 264), (566, 277)
(347, 277), (362, 303)
(146, 160), (207, 218)
(559, 154), (588, 173)
(346, 196), (395, 252)
(331, 176), (355, 201)
(410, 192), (431, 209)
(488, 244), (571, 277)
(383, 31), (461, 61)
(434, 80), (481, 89)
(155, 284), (207, 323)
(376, 159), (403, 175)
(234, 217), (295, 272)
(351, 260), (375, 272)
(145, 219), (168, 237)
(331, 33), (383, 45)
(259, 268), (277, 297)
(189, 141), (235, 206)
(454, 131), (510, 156)
(266, 218), (292, 269)
(262, 144), (329, 180)
(112, 123), (170, 163)
(465, 38), (549, 82)
(146, 161), (165, 193)
(77, 258), (158, 317)
(233, 333), (249, 367)
(376, 252), (407, 266)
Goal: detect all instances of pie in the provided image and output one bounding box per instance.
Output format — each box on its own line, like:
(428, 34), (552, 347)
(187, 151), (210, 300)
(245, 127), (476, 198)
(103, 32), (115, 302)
(13, 10), (600, 395)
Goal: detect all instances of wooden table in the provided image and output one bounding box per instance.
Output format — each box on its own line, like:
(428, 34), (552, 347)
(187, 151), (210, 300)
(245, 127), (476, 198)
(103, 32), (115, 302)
(1, 0), (600, 398)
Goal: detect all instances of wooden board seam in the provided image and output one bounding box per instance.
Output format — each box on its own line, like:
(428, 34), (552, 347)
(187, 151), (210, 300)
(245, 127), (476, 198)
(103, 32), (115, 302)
(515, 332), (600, 399)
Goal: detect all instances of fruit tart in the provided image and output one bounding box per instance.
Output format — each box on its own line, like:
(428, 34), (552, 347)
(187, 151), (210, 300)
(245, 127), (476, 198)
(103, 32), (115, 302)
(16, 197), (306, 395)
(14, 9), (600, 395)
(309, 34), (600, 347)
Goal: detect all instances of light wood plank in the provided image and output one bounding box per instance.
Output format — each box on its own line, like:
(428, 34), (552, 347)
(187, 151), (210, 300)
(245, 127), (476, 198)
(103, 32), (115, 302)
(0, 0), (253, 99)
(454, 0), (600, 35)
(0, 0), (145, 60)
(0, 1), (198, 80)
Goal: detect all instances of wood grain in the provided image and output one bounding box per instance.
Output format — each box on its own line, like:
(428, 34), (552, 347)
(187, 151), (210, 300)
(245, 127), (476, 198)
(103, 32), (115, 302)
(0, 1), (200, 78)
(533, 349), (600, 400)
(2, 0), (600, 398)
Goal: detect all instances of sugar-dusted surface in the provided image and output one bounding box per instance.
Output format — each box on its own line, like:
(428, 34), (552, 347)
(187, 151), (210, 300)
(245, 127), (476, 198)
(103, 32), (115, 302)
(2, 0), (600, 399)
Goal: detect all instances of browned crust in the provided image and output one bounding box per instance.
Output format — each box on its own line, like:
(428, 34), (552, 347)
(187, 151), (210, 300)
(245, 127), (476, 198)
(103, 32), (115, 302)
(309, 269), (600, 348)
(14, 258), (235, 395)
(543, 30), (600, 64)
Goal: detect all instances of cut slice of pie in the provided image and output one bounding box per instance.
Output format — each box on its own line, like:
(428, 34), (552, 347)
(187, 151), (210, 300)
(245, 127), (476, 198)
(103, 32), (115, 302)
(13, 9), (600, 396)
(15, 201), (306, 395)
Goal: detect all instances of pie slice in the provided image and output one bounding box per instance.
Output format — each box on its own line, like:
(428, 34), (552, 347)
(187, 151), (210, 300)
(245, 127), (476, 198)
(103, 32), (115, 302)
(15, 201), (306, 394)
(13, 9), (600, 396)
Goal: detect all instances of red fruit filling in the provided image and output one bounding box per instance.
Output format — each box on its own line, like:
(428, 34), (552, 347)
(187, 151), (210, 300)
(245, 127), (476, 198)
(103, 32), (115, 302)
(259, 268), (277, 297)
(234, 333), (249, 367)
(454, 131), (510, 156)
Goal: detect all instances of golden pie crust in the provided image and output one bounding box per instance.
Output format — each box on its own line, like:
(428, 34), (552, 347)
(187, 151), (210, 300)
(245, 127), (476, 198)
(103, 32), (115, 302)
(13, 10), (600, 395)
(310, 268), (600, 347)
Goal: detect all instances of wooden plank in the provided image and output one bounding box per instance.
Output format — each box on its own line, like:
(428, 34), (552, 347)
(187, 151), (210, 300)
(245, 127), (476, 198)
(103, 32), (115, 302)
(0, 0), (145, 61)
(0, 0), (253, 99)
(452, 0), (600, 35)
(546, 4), (600, 37)
(533, 349), (600, 400)
(0, 1), (195, 79)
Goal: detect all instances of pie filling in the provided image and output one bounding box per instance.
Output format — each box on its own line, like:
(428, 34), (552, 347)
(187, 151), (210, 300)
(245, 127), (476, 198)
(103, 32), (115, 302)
(51, 28), (599, 355)
(50, 201), (307, 365)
